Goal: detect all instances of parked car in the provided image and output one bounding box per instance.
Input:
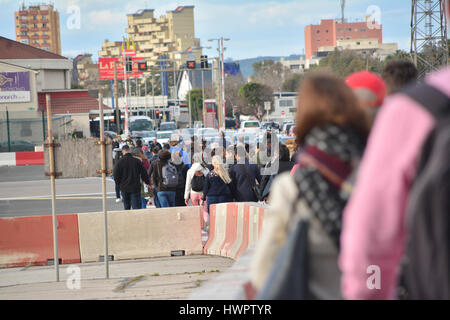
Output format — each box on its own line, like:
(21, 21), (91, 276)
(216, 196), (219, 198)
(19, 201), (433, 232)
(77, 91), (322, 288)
(104, 131), (117, 140)
(0, 140), (35, 152)
(134, 130), (157, 145)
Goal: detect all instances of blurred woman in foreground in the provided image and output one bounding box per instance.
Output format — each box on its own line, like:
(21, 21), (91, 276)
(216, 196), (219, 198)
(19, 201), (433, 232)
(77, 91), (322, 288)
(249, 72), (370, 299)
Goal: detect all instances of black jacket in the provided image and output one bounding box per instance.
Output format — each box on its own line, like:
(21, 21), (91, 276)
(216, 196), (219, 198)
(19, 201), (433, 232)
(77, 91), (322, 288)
(229, 161), (262, 202)
(113, 153), (150, 193)
(202, 171), (233, 201)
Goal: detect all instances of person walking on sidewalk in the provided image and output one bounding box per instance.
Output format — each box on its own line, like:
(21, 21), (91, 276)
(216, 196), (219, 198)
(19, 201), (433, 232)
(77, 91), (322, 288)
(113, 145), (151, 210)
(151, 149), (177, 208)
(229, 145), (262, 202)
(201, 155), (233, 216)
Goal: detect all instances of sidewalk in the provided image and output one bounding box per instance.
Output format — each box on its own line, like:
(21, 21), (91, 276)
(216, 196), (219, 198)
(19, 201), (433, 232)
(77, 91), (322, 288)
(0, 255), (234, 300)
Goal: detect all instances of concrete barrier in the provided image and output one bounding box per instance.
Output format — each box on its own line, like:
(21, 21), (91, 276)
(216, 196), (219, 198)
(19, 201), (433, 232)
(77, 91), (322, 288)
(15, 152), (44, 166)
(0, 152), (44, 166)
(0, 214), (81, 268)
(0, 153), (15, 166)
(204, 203), (267, 260)
(77, 206), (203, 263)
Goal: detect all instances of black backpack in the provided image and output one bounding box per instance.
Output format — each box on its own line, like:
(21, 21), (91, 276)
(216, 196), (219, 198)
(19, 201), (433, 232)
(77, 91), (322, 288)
(399, 83), (450, 300)
(191, 174), (205, 192)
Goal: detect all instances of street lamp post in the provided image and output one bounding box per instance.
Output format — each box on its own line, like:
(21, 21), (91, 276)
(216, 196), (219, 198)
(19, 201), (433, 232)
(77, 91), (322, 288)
(208, 37), (230, 130)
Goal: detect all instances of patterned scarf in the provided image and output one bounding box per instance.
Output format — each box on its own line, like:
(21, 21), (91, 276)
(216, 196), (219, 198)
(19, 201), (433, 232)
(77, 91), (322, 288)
(293, 124), (366, 249)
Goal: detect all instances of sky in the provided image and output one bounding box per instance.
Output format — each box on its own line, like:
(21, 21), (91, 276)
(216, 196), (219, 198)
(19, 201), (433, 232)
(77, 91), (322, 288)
(0, 0), (413, 61)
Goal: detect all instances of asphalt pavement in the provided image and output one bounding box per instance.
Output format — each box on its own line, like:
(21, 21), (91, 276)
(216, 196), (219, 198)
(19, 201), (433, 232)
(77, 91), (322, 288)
(0, 165), (122, 217)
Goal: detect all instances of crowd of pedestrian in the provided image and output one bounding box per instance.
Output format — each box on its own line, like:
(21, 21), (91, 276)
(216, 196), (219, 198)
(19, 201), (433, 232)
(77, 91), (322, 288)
(109, 2), (450, 299)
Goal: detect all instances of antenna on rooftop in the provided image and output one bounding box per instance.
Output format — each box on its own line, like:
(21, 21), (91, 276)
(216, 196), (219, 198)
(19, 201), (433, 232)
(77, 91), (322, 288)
(341, 0), (345, 23)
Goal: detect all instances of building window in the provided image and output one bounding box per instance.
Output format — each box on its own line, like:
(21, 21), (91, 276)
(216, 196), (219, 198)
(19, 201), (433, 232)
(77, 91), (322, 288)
(317, 39), (321, 42)
(33, 15), (37, 20)
(34, 24), (38, 28)
(347, 28), (352, 32)
(316, 30), (320, 34)
(346, 37), (351, 40)
(354, 28), (358, 32)
(338, 28), (343, 32)
(326, 30), (329, 33)
(42, 23), (46, 27)
(356, 42), (361, 45)
(338, 37), (344, 40)
(361, 28), (366, 32)
(22, 32), (27, 36)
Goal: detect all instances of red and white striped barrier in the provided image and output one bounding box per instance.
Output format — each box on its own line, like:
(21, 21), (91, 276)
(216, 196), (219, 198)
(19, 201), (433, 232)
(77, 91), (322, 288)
(204, 202), (267, 260)
(0, 152), (44, 166)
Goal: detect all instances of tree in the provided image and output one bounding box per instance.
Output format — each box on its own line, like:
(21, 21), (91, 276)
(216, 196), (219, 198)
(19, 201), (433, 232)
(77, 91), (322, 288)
(238, 82), (273, 121)
(252, 60), (292, 91)
(282, 73), (304, 92)
(186, 88), (204, 123)
(224, 74), (246, 117)
(311, 49), (385, 78)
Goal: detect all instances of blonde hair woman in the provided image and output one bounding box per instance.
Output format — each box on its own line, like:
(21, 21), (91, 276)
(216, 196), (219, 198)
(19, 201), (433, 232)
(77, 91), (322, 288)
(201, 155), (233, 217)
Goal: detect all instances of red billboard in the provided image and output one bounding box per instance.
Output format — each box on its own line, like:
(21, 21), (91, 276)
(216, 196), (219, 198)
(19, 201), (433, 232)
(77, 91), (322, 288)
(98, 57), (144, 80)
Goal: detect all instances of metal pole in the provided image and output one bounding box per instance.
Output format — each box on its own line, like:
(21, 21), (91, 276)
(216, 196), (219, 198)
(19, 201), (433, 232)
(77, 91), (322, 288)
(42, 109), (46, 141)
(188, 71), (192, 127)
(220, 38), (226, 130)
(99, 93), (109, 279)
(6, 107), (11, 152)
(46, 94), (59, 282)
(114, 61), (120, 134)
(123, 55), (129, 135)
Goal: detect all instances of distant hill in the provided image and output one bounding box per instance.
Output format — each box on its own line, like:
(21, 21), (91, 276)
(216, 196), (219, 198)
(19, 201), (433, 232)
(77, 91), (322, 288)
(234, 54), (303, 80)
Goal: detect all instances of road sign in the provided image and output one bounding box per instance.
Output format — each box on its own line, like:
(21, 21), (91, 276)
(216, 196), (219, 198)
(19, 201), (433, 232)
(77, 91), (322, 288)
(264, 101), (271, 111)
(281, 110), (286, 116)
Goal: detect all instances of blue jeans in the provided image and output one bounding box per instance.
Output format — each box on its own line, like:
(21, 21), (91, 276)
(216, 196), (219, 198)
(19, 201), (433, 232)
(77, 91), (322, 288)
(153, 192), (161, 208)
(207, 195), (232, 213)
(157, 191), (176, 208)
(141, 197), (147, 209)
(121, 192), (142, 210)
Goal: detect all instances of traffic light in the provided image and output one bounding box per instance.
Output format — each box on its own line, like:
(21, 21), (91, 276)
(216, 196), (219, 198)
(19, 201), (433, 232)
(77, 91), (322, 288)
(201, 55), (208, 69)
(187, 60), (196, 69)
(155, 109), (160, 118)
(138, 61), (147, 72)
(125, 57), (133, 72)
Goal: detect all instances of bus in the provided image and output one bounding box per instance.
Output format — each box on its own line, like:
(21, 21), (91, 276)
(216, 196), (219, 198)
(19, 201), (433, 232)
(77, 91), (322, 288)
(203, 99), (218, 129)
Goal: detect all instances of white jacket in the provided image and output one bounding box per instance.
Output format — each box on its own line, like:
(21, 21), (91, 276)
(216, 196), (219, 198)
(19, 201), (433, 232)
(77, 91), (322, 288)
(184, 163), (210, 200)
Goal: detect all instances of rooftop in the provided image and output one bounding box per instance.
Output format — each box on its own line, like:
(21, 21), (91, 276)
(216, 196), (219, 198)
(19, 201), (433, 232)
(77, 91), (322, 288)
(0, 37), (68, 60)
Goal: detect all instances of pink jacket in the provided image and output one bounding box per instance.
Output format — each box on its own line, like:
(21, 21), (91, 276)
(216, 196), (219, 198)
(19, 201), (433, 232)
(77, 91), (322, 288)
(339, 67), (450, 299)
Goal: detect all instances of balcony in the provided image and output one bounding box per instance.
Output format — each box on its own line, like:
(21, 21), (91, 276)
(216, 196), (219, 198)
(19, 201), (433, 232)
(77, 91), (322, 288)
(31, 27), (39, 32)
(40, 10), (49, 15)
(31, 35), (39, 40)
(41, 35), (49, 39)
(18, 11), (28, 16)
(29, 10), (38, 15)
(41, 27), (49, 31)
(20, 27), (28, 32)
(41, 19), (49, 23)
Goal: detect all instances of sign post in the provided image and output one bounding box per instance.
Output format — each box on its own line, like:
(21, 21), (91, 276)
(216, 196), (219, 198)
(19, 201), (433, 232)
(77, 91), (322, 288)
(264, 101), (271, 122)
(45, 94), (60, 282)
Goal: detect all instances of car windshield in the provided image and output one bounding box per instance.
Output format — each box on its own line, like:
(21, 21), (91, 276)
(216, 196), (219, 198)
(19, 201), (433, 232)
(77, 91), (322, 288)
(130, 119), (153, 131)
(157, 132), (172, 139)
(244, 122), (260, 128)
(160, 123), (177, 131)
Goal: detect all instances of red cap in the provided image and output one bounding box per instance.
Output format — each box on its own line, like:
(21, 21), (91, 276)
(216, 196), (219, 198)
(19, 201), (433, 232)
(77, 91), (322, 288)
(346, 71), (386, 108)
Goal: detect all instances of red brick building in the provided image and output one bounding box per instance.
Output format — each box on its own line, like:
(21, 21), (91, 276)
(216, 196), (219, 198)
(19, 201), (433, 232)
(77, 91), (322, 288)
(305, 19), (383, 60)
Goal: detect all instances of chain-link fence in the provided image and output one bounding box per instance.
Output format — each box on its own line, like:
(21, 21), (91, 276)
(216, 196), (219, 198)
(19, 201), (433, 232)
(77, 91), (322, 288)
(0, 109), (72, 152)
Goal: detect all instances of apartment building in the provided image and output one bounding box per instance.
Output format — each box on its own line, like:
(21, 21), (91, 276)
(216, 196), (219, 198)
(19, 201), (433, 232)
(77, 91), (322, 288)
(305, 18), (382, 60)
(99, 6), (201, 67)
(14, 3), (61, 55)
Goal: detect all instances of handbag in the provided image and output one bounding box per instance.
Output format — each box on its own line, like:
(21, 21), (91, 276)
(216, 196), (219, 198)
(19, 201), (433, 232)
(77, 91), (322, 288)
(256, 199), (310, 300)
(240, 164), (263, 202)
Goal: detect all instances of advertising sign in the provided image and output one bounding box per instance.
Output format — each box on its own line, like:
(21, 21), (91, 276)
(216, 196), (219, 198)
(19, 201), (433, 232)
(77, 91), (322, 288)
(0, 72), (31, 103)
(98, 57), (144, 80)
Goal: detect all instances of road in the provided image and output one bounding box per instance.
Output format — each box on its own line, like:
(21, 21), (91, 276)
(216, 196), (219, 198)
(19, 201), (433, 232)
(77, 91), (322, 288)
(0, 165), (122, 217)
